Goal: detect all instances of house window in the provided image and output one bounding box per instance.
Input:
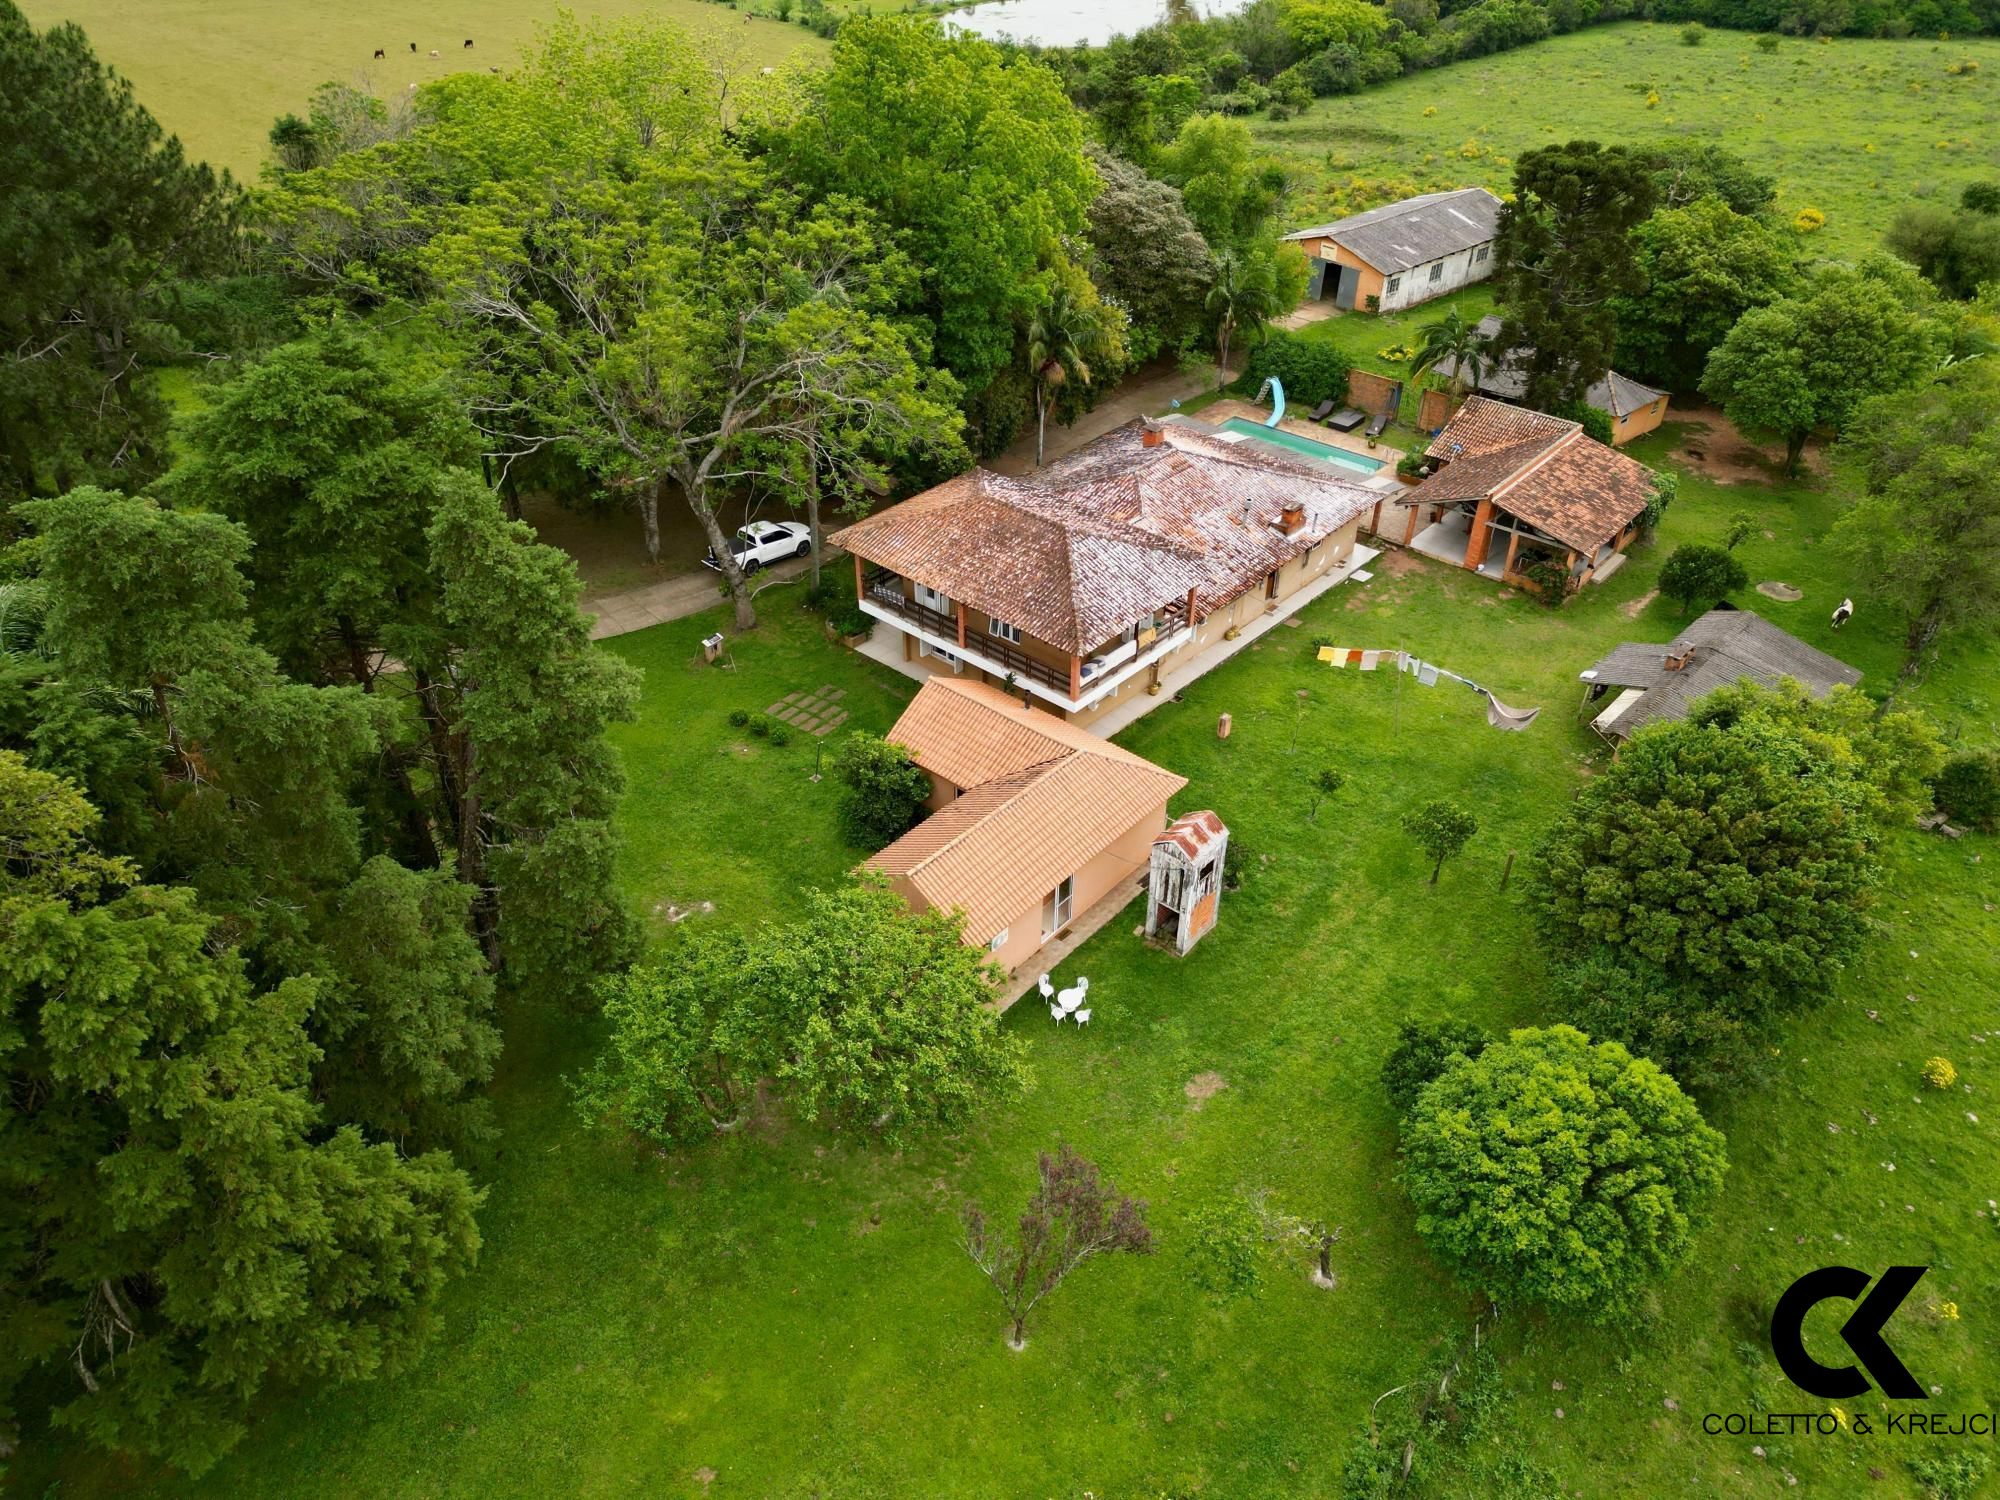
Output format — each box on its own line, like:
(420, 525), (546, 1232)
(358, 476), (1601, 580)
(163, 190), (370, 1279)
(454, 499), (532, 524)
(918, 638), (960, 668)
(989, 927), (1009, 953)
(988, 616), (1021, 644)
(1042, 875), (1075, 936)
(914, 582), (949, 613)
(1428, 262), (1444, 284)
(1385, 275), (1402, 295)
(1474, 244), (1490, 263)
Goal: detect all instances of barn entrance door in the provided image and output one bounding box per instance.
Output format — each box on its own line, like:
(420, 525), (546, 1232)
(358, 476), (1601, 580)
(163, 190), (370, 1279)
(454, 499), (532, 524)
(1332, 264), (1359, 310)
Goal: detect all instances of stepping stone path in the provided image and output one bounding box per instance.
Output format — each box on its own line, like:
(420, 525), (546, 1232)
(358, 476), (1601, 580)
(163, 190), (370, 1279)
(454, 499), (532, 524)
(766, 685), (849, 736)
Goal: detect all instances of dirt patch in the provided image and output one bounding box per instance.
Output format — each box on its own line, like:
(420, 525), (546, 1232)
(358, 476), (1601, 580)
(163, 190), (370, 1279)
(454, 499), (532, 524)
(1757, 581), (1804, 601)
(1666, 403), (1823, 486)
(1374, 546), (1428, 577)
(1621, 588), (1659, 619)
(1184, 1071), (1228, 1109)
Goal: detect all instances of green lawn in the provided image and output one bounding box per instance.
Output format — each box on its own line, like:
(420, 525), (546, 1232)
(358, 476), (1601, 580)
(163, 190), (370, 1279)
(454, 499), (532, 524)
(1256, 22), (2000, 255)
(23, 0), (822, 181)
(27, 441), (2000, 1497)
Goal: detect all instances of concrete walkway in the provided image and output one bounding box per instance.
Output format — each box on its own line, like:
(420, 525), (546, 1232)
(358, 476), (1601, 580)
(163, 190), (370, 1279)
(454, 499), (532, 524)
(582, 556), (813, 641)
(994, 874), (1149, 1012)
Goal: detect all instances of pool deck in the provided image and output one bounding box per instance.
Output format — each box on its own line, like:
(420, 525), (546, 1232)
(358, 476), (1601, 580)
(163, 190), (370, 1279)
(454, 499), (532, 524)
(1200, 398), (1407, 472)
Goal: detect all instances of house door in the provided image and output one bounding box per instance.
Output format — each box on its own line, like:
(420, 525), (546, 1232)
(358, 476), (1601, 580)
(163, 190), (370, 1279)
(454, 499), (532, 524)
(1042, 875), (1074, 938)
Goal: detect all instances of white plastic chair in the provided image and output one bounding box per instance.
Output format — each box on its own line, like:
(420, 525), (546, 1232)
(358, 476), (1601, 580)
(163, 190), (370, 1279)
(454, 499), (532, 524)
(1074, 1008), (1091, 1027)
(1049, 1001), (1065, 1024)
(1037, 973), (1054, 1001)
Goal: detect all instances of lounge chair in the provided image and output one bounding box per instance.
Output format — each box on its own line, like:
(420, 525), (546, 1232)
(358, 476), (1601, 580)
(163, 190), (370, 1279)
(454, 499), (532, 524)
(1365, 411), (1391, 443)
(1308, 398), (1337, 422)
(1327, 408), (1366, 432)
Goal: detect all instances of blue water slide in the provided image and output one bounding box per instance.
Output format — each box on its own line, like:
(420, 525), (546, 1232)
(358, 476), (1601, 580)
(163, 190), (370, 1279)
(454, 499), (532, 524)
(1253, 376), (1285, 426)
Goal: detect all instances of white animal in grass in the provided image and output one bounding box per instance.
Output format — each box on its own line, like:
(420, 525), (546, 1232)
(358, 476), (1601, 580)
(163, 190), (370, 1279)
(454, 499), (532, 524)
(1831, 597), (1854, 630)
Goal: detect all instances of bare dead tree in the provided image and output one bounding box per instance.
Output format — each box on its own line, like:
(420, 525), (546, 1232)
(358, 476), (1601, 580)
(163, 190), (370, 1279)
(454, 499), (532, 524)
(962, 1144), (1151, 1351)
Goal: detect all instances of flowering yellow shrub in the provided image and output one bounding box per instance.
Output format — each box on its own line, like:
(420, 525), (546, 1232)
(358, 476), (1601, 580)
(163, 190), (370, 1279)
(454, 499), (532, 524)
(1940, 1300), (1961, 1320)
(1645, 90), (1661, 107)
(1794, 207), (1826, 233)
(1422, 104), (1438, 116)
(1921, 1056), (1957, 1089)
(1376, 343), (1414, 362)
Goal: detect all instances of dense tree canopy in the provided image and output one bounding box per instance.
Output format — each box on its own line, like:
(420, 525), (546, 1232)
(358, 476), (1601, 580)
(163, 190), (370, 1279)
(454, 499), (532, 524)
(0, 752), (482, 1473)
(1400, 1025), (1727, 1319)
(1700, 261), (1940, 474)
(1613, 195), (1800, 390)
(1532, 683), (1934, 1017)
(576, 879), (1029, 1146)
(0, 0), (241, 498)
(1493, 141), (1656, 410)
(1829, 361), (2000, 663)
(766, 17), (1098, 408)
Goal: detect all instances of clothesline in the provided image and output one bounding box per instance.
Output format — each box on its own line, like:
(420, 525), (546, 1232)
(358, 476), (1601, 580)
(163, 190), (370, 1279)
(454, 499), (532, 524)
(1314, 646), (1542, 731)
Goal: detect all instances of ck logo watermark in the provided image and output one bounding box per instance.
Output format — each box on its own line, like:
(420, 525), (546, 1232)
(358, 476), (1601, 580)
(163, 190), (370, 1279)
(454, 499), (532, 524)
(1769, 1265), (1928, 1399)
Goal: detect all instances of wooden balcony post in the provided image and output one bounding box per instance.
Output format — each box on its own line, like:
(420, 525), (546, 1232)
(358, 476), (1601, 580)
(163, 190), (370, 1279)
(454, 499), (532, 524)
(956, 601), (967, 650)
(1185, 586), (1199, 629)
(1069, 655), (1082, 700)
(852, 553), (864, 603)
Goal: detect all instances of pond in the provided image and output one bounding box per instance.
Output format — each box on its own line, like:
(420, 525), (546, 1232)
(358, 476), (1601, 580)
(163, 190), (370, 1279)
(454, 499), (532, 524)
(947, 0), (1251, 48)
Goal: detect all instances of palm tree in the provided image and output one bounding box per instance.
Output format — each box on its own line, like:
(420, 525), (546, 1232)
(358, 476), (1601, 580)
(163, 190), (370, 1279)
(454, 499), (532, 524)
(1026, 286), (1101, 468)
(1206, 250), (1276, 392)
(1408, 308), (1491, 399)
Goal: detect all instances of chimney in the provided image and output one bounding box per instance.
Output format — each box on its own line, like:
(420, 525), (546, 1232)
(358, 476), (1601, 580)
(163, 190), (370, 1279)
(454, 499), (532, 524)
(1278, 501), (1306, 536)
(1141, 423), (1165, 449)
(1663, 647), (1692, 672)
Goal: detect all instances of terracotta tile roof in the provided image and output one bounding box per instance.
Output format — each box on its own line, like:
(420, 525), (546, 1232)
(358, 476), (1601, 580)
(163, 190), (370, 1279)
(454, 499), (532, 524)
(1415, 397), (1657, 553)
(830, 420), (1376, 656)
(880, 676), (1169, 791)
(864, 678), (1186, 944)
(1425, 395), (1576, 461)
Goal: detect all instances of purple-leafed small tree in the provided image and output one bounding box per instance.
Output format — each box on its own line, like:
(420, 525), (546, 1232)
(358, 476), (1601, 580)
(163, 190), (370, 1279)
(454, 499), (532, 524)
(962, 1145), (1152, 1350)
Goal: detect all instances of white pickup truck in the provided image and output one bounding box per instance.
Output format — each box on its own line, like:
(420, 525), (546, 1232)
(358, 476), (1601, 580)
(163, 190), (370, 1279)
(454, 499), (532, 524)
(703, 520), (812, 573)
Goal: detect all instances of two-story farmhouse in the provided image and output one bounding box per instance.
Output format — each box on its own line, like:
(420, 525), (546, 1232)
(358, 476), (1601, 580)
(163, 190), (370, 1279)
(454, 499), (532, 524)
(1283, 187), (1504, 313)
(1402, 397), (1658, 592)
(831, 419), (1378, 728)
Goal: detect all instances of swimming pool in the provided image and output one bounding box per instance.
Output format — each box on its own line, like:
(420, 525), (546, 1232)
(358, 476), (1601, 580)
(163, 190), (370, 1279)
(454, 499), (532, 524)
(1216, 417), (1386, 476)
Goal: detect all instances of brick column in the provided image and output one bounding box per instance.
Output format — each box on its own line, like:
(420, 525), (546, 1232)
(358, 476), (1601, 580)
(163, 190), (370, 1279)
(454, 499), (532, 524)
(956, 601), (967, 649)
(1462, 497), (1496, 572)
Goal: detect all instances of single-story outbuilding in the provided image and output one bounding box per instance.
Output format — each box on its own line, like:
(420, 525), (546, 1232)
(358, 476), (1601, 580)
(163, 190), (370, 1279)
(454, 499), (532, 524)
(1283, 187), (1504, 313)
(863, 677), (1187, 980)
(1404, 396), (1658, 592)
(1431, 315), (1670, 445)
(1578, 607), (1862, 742)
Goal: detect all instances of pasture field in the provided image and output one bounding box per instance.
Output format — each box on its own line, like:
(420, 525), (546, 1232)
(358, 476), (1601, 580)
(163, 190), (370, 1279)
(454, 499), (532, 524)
(25, 426), (2000, 1498)
(1257, 22), (2000, 254)
(20, 0), (821, 179)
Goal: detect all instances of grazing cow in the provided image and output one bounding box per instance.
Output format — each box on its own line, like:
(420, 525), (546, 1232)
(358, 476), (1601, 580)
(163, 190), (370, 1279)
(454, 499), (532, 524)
(428, 48), (440, 58)
(1831, 597), (1854, 631)
(464, 37), (474, 48)
(373, 47), (385, 58)
(409, 41), (416, 52)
